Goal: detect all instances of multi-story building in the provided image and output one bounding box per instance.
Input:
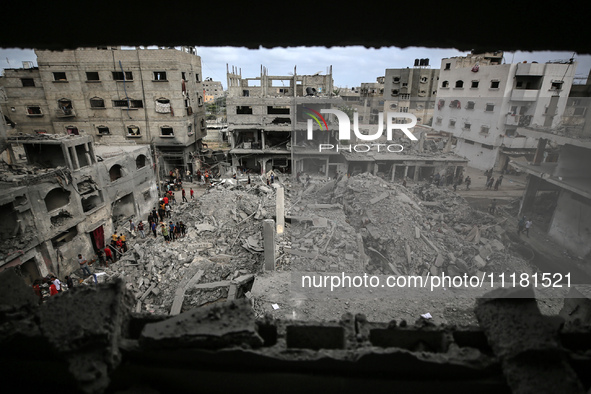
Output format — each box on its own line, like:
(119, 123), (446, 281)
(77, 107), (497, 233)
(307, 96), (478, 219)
(226, 65), (345, 176)
(0, 133), (158, 283)
(431, 51), (576, 171)
(0, 47), (207, 176)
(202, 78), (224, 103)
(383, 59), (439, 126)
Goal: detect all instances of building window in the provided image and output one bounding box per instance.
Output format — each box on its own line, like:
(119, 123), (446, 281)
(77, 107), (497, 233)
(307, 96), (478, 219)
(455, 80), (464, 88)
(58, 99), (73, 115)
(449, 119), (456, 127)
(160, 126), (174, 136)
(113, 99), (143, 108)
(86, 72), (100, 81)
(188, 124), (193, 135)
(466, 101), (475, 110)
(465, 139), (475, 145)
(90, 97), (105, 108)
(463, 123), (471, 130)
(444, 63), (451, 70)
(574, 107), (587, 116)
(153, 71), (167, 81)
(127, 126), (140, 136)
(420, 76), (428, 83)
(490, 80), (500, 89)
(201, 118), (206, 129)
(551, 81), (563, 90)
(485, 104), (495, 112)
(393, 76), (400, 83)
(402, 82), (408, 87)
(181, 72), (186, 80)
(450, 100), (461, 109)
(112, 71), (133, 81)
(196, 73), (200, 82)
(53, 72), (67, 81)
(400, 107), (409, 113)
(441, 81), (449, 88)
(391, 89), (399, 96)
(400, 94), (410, 100)
(237, 106), (253, 114)
(435, 117), (442, 125)
(66, 126), (79, 135)
(21, 78), (35, 87)
(26, 106), (43, 116)
(243, 90), (250, 97)
(480, 126), (490, 134)
(471, 81), (479, 88)
(97, 126), (110, 135)
(482, 144), (493, 150)
(198, 96), (203, 106)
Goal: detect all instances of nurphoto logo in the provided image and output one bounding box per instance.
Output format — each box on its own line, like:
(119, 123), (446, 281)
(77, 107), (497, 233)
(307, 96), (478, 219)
(304, 108), (418, 153)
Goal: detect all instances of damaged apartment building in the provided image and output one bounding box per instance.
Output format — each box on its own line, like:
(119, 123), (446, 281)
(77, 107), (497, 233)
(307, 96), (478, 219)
(226, 65), (346, 176)
(0, 127), (158, 285)
(431, 51), (577, 171)
(0, 46), (207, 177)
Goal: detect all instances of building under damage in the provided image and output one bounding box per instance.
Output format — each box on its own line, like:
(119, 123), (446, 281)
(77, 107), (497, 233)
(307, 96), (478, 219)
(0, 46), (207, 178)
(0, 133), (158, 283)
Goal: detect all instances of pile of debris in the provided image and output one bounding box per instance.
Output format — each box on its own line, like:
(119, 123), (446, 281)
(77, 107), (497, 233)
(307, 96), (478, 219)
(297, 173), (533, 277)
(93, 181), (282, 314)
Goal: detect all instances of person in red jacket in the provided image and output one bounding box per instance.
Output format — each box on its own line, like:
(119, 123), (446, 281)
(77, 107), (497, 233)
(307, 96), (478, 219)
(105, 246), (115, 264)
(49, 282), (59, 296)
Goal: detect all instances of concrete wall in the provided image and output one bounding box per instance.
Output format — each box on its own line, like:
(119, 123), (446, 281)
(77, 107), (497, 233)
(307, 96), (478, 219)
(454, 137), (500, 171)
(548, 189), (591, 257)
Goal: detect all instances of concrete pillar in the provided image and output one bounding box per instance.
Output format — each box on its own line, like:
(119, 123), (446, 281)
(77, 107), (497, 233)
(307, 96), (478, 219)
(404, 165), (409, 178)
(276, 186), (285, 235)
(533, 138), (547, 166)
(372, 162), (378, 175)
(70, 146), (80, 169)
(62, 146), (74, 170)
(263, 219), (275, 271)
(413, 166), (419, 182)
(84, 143), (92, 166)
(391, 164), (396, 181)
(519, 175), (541, 217)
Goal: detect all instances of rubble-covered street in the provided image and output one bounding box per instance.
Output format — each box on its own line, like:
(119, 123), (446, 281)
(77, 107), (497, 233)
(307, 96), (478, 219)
(86, 173), (564, 325)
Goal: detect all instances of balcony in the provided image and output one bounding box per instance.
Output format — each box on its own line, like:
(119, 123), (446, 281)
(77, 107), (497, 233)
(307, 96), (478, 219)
(505, 114), (532, 127)
(515, 63), (545, 76)
(510, 90), (538, 102)
(55, 108), (76, 118)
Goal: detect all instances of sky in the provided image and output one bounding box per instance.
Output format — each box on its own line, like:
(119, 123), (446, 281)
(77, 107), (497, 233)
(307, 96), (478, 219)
(1, 46), (589, 90)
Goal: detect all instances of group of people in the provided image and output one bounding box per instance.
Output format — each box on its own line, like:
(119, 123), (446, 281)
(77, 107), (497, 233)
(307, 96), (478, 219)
(32, 275), (76, 302)
(160, 221), (187, 244)
(485, 169), (504, 191)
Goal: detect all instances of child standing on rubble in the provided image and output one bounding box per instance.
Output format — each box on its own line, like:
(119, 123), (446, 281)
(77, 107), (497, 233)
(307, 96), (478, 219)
(465, 176), (471, 190)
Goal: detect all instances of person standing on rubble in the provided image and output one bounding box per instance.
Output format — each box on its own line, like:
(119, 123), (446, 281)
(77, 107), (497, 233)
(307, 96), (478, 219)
(137, 221), (145, 238)
(119, 233), (127, 252)
(78, 254), (92, 277)
(165, 203), (172, 218)
(169, 221), (176, 241)
(465, 176), (471, 190)
(524, 219), (532, 237)
(494, 175), (503, 191)
(179, 221), (186, 237)
(489, 199), (497, 215)
(518, 216), (526, 234)
(182, 188), (188, 202)
(190, 188), (194, 199)
(151, 221), (157, 238)
(486, 177), (495, 190)
(174, 222), (181, 240)
(161, 224), (170, 244)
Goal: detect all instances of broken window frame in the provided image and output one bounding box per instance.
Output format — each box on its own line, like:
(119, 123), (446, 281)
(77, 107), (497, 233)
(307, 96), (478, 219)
(466, 101), (475, 110)
(86, 71), (100, 81)
(471, 80), (479, 88)
(26, 106), (43, 116)
(463, 122), (471, 130)
(97, 126), (110, 135)
(485, 103), (495, 112)
(441, 80), (449, 88)
(480, 125), (490, 134)
(112, 71), (133, 81)
(58, 98), (73, 115)
(90, 97), (106, 108)
(187, 124), (193, 136)
(490, 80), (500, 89)
(127, 125), (141, 137)
(21, 78), (35, 87)
(449, 119), (456, 127)
(66, 126), (79, 135)
(53, 72), (67, 82)
(153, 71), (168, 81)
(160, 126), (174, 137)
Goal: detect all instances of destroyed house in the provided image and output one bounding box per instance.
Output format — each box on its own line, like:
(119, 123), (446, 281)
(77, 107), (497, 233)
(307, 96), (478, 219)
(226, 65), (344, 176)
(0, 135), (157, 281)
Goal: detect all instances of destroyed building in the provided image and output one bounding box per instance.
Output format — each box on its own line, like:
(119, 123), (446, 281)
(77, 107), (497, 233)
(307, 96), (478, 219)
(383, 59), (440, 126)
(0, 46), (207, 176)
(226, 64), (343, 175)
(0, 133), (158, 283)
(510, 126), (591, 259)
(432, 51), (577, 171)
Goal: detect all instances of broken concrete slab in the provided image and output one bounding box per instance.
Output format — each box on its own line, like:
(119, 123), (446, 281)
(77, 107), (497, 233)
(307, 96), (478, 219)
(140, 299), (263, 350)
(473, 255), (487, 269)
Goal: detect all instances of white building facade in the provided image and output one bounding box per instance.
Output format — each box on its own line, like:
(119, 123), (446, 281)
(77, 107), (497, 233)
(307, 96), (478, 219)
(432, 52), (576, 171)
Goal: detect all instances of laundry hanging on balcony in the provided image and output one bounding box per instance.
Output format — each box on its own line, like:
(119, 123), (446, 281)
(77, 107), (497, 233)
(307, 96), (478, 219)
(155, 101), (171, 113)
